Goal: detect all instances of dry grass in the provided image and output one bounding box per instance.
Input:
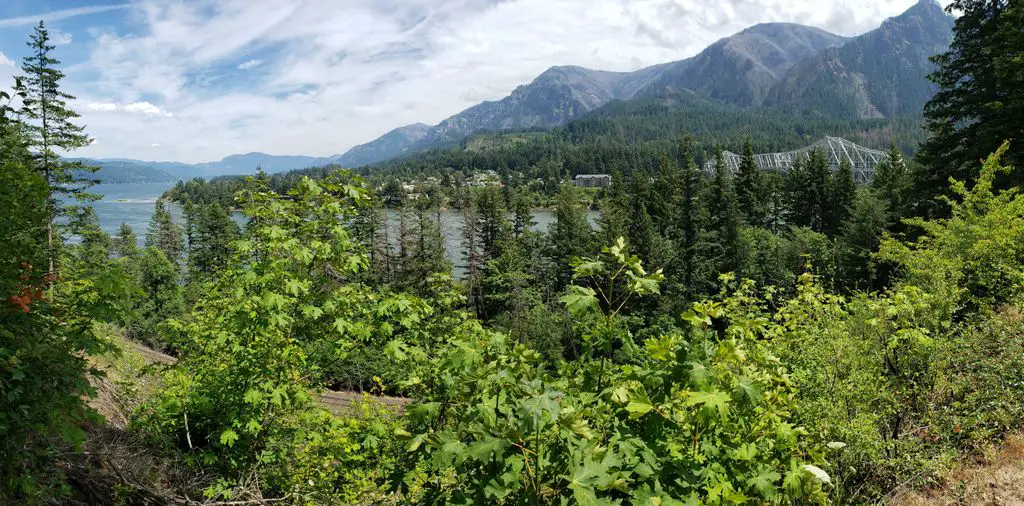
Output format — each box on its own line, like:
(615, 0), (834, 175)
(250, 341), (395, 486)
(893, 434), (1024, 505)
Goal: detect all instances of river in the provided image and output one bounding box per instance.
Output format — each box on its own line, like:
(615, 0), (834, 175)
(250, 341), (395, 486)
(87, 183), (599, 271)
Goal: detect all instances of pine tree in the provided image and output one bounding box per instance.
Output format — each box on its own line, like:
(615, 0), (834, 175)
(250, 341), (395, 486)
(512, 191), (535, 237)
(17, 21), (95, 276)
(407, 197), (449, 292)
(736, 139), (768, 227)
(671, 134), (707, 301)
(187, 203), (238, 281)
(787, 150), (830, 233)
(837, 188), (889, 292)
(146, 200), (184, 265)
(917, 0), (1024, 210)
(826, 157), (857, 235)
(596, 168), (628, 247)
(462, 198), (484, 318)
(763, 172), (786, 234)
(548, 183), (593, 290)
(872, 143), (910, 215)
(705, 149), (742, 275)
(114, 222), (139, 259)
(475, 187), (508, 261)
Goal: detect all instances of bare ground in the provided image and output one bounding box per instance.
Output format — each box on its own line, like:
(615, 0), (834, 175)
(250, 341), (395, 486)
(893, 434), (1024, 506)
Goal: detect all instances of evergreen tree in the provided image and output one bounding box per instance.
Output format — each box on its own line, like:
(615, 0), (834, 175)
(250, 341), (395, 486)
(406, 197), (449, 293)
(462, 199), (484, 317)
(705, 149), (742, 275)
(512, 191), (535, 237)
(475, 187), (508, 261)
(736, 139), (768, 227)
(873, 143), (910, 216)
(548, 183), (593, 290)
(114, 222), (139, 259)
(651, 153), (679, 232)
(596, 168), (628, 247)
(826, 157), (857, 235)
(133, 246), (185, 349)
(16, 21), (95, 276)
(187, 203), (238, 282)
(787, 150), (830, 232)
(837, 188), (889, 292)
(917, 0), (1024, 210)
(670, 134), (707, 301)
(146, 200), (184, 265)
(763, 171), (787, 234)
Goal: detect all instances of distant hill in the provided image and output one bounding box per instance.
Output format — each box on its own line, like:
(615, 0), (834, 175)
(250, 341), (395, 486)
(631, 23), (849, 106)
(334, 123), (431, 167)
(79, 152), (348, 183)
(71, 159), (180, 184)
(766, 0), (955, 118)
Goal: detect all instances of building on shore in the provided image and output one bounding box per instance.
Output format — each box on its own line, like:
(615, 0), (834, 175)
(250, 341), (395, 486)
(574, 174), (612, 188)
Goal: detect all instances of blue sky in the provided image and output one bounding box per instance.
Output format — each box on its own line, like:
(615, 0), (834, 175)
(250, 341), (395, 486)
(0, 0), (939, 163)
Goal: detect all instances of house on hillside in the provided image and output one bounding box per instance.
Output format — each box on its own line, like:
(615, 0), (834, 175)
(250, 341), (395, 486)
(574, 174), (611, 188)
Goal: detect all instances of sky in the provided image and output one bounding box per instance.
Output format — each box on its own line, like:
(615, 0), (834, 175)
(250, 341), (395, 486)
(0, 0), (942, 164)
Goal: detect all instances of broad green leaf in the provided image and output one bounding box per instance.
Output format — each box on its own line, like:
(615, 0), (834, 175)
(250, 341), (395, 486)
(468, 436), (508, 462)
(561, 286), (599, 316)
(625, 401), (654, 418)
(684, 390), (731, 417)
(747, 470), (781, 498)
(219, 429), (239, 447)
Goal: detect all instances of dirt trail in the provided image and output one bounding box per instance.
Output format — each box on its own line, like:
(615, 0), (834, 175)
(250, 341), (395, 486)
(894, 434), (1024, 506)
(116, 340), (410, 415)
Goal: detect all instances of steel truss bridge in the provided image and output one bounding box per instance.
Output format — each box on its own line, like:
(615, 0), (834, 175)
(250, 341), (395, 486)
(705, 136), (886, 183)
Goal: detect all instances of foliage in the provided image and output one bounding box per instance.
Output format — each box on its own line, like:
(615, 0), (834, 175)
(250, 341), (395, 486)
(917, 0), (1024, 209)
(0, 41), (115, 502)
(395, 245), (827, 504)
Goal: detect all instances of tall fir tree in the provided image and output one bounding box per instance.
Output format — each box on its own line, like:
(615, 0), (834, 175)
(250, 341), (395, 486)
(787, 149), (830, 233)
(916, 0), (1024, 213)
(17, 21), (95, 276)
(705, 149), (742, 275)
(826, 157), (857, 235)
(596, 168), (628, 247)
(512, 191), (535, 238)
(837, 188), (889, 292)
(406, 197), (449, 293)
(548, 183), (593, 291)
(146, 200), (184, 266)
(735, 139), (768, 227)
(872, 143), (910, 218)
(462, 198), (484, 318)
(186, 203), (238, 282)
(670, 134), (707, 302)
(114, 222), (139, 259)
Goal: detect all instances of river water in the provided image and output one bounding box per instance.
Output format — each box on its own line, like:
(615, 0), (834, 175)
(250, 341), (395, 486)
(87, 183), (599, 271)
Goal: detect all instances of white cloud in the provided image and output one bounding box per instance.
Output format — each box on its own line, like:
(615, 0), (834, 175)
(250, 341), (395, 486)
(65, 0), (942, 163)
(151, 143), (161, 148)
(52, 29), (73, 46)
(84, 102), (119, 112)
(237, 59), (262, 70)
(0, 4), (130, 27)
(0, 51), (12, 67)
(82, 101), (171, 116)
(124, 101), (170, 116)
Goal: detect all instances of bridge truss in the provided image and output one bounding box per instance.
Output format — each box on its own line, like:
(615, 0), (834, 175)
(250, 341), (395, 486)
(705, 136), (886, 183)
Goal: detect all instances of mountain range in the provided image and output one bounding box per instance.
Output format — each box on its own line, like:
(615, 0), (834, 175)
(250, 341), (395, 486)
(86, 0), (953, 183)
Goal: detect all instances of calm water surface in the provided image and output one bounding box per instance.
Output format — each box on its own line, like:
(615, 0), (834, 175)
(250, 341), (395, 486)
(89, 183), (599, 271)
